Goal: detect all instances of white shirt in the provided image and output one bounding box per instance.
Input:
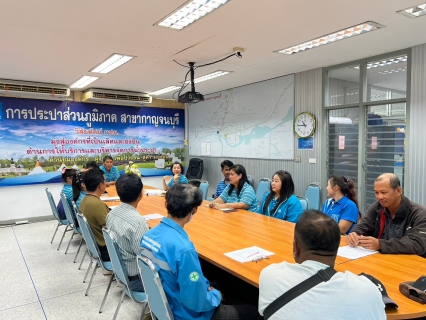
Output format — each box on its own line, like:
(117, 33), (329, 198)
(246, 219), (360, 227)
(259, 260), (386, 320)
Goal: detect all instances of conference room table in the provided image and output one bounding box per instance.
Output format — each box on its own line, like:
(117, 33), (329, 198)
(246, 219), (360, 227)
(104, 185), (426, 319)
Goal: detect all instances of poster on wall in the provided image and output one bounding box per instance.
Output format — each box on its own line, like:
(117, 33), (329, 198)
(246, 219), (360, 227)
(188, 74), (295, 160)
(0, 98), (184, 187)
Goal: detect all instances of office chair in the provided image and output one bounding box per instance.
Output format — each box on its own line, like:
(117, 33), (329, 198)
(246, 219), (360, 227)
(256, 178), (271, 203)
(296, 196), (309, 211)
(304, 183), (321, 210)
(60, 193), (82, 257)
(45, 188), (71, 250)
(185, 158), (204, 180)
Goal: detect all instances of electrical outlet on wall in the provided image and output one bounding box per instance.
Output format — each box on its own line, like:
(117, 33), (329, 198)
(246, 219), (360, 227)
(294, 156), (301, 162)
(309, 158), (316, 164)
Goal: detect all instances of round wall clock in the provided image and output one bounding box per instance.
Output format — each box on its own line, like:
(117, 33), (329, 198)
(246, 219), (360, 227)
(294, 112), (316, 138)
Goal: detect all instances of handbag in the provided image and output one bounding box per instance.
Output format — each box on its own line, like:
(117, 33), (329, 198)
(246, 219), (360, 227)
(263, 266), (336, 319)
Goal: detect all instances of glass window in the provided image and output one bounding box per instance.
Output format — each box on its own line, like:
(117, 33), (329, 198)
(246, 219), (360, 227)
(327, 66), (360, 106)
(366, 55), (407, 102)
(327, 107), (359, 185)
(364, 103), (406, 211)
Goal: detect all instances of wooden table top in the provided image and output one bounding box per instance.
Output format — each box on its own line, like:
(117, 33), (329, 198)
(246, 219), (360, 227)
(105, 186), (426, 318)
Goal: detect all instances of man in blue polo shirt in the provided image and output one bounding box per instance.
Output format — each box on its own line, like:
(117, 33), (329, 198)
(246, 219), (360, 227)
(213, 160), (234, 198)
(140, 184), (259, 320)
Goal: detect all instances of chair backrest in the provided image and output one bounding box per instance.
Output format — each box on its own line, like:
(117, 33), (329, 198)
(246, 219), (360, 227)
(199, 181), (209, 200)
(255, 178), (271, 203)
(304, 183), (321, 210)
(76, 213), (101, 261)
(45, 188), (61, 222)
(60, 193), (78, 229)
(296, 196), (309, 211)
(185, 158), (204, 180)
(137, 255), (174, 320)
(187, 179), (202, 188)
(102, 229), (131, 288)
(247, 175), (254, 187)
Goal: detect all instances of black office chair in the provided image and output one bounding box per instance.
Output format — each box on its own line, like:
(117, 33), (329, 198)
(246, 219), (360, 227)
(185, 158), (204, 180)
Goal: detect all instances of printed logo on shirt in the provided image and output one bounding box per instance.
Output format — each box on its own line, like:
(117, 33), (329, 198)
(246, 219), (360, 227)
(189, 272), (200, 282)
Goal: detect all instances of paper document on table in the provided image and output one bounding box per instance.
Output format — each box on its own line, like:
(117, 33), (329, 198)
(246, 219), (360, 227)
(337, 245), (378, 259)
(224, 246), (274, 263)
(143, 213), (164, 220)
(100, 196), (120, 202)
(145, 190), (166, 196)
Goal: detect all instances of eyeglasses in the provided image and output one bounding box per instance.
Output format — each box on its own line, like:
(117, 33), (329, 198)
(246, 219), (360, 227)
(252, 255), (270, 263)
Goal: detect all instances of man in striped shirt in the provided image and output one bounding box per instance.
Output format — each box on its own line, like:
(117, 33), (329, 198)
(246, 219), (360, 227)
(106, 173), (149, 291)
(213, 160), (234, 198)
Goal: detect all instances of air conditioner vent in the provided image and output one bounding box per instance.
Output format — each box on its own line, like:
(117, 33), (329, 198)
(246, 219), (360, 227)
(82, 89), (152, 106)
(0, 79), (69, 100)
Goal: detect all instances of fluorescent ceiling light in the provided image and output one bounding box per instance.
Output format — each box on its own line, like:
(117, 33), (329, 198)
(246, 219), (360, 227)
(275, 21), (385, 55)
(156, 0), (231, 30)
(378, 67), (407, 75)
(70, 76), (99, 89)
(184, 71), (231, 84)
(397, 3), (426, 18)
(353, 55), (407, 69)
(90, 54), (134, 74)
(150, 86), (181, 95)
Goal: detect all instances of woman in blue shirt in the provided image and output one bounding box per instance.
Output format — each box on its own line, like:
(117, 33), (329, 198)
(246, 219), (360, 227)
(322, 175), (360, 234)
(100, 155), (120, 186)
(57, 168), (78, 220)
(257, 170), (303, 222)
(163, 161), (188, 191)
(209, 164), (257, 212)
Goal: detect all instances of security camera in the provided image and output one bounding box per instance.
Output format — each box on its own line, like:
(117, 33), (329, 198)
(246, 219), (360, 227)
(236, 52), (242, 58)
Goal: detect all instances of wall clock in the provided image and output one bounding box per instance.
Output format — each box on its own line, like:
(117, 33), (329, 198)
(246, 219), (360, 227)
(294, 112), (316, 138)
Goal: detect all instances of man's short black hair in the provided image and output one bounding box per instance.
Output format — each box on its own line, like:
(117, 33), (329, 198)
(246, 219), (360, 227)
(84, 161), (99, 169)
(82, 168), (105, 192)
(295, 210), (341, 255)
(166, 184), (202, 219)
(116, 173), (143, 203)
(220, 160), (234, 169)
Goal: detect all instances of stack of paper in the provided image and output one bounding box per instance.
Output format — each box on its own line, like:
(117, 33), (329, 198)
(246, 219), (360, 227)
(224, 246), (274, 263)
(100, 196), (120, 202)
(337, 245), (378, 259)
(143, 213), (164, 220)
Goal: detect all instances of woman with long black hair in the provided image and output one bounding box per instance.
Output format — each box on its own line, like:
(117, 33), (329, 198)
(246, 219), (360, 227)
(257, 170), (303, 222)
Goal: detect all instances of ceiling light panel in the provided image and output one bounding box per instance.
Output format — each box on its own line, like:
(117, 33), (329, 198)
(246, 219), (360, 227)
(276, 21), (385, 55)
(156, 0), (231, 30)
(150, 86), (181, 95)
(352, 55), (407, 69)
(70, 76), (99, 89)
(397, 3), (426, 18)
(185, 71), (231, 84)
(90, 54), (134, 74)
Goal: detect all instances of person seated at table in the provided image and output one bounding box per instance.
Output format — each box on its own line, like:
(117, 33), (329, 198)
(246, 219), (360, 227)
(73, 161), (101, 209)
(162, 161), (188, 191)
(213, 160), (234, 199)
(321, 175), (360, 235)
(209, 164), (257, 212)
(57, 168), (78, 220)
(140, 184), (259, 320)
(259, 210), (386, 320)
(347, 173), (426, 257)
(79, 168), (111, 263)
(106, 173), (149, 291)
(100, 155), (120, 186)
(257, 170), (303, 223)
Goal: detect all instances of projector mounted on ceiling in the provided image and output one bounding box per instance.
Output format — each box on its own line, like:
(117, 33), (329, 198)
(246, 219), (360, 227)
(178, 62), (204, 103)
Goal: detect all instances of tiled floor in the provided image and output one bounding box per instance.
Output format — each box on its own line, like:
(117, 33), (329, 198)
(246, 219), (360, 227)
(0, 220), (145, 319)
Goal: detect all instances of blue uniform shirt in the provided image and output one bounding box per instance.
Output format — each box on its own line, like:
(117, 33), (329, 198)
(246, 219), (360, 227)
(100, 165), (120, 182)
(219, 182), (257, 212)
(76, 191), (86, 209)
(61, 184), (75, 215)
(140, 218), (221, 320)
(167, 175), (189, 188)
(257, 193), (303, 223)
(214, 179), (229, 198)
(322, 196), (359, 234)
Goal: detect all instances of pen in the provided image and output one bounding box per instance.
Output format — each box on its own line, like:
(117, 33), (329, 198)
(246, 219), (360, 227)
(247, 251), (260, 258)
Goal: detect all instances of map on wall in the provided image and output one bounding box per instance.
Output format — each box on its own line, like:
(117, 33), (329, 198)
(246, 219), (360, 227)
(188, 74), (295, 159)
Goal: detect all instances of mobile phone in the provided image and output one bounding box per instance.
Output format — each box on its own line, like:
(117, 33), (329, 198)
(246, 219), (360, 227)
(412, 275), (426, 292)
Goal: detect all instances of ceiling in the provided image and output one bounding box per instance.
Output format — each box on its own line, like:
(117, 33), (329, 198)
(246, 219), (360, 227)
(1, 0), (425, 100)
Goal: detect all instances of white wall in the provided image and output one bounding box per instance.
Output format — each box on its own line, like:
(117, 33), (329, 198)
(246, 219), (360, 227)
(0, 176), (164, 224)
